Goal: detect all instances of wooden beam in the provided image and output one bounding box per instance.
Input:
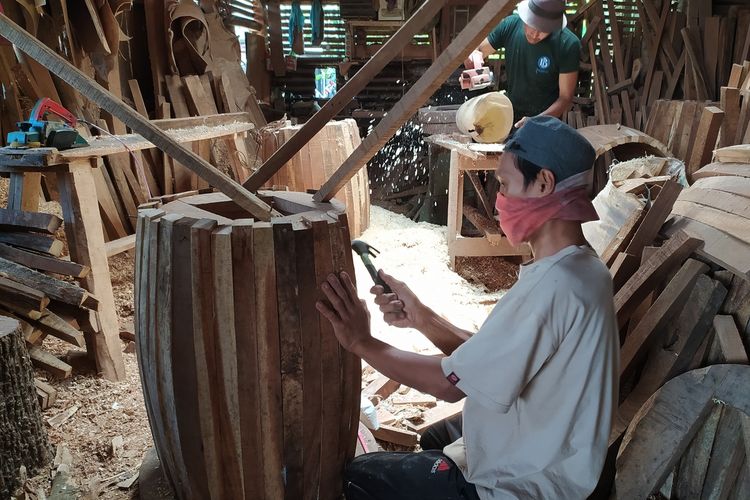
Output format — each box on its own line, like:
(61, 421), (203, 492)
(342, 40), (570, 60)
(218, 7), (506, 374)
(105, 234), (136, 258)
(687, 106), (724, 180)
(0, 207), (61, 233)
(243, 0), (448, 192)
(0, 243), (89, 278)
(0, 12), (273, 221)
(313, 0), (516, 202)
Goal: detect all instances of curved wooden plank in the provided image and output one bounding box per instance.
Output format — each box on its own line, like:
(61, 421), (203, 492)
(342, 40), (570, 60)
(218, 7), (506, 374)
(692, 176), (750, 199)
(693, 163), (750, 180)
(616, 365), (750, 499)
(577, 125), (671, 159)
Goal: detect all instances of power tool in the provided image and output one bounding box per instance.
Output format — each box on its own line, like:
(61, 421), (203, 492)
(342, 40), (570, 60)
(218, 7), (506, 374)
(6, 98), (88, 150)
(459, 51), (494, 91)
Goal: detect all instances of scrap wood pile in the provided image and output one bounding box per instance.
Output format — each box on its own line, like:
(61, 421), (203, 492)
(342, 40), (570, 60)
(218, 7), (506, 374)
(0, 206), (97, 409)
(0, 0), (267, 240)
(589, 146), (750, 496)
(644, 61), (750, 176)
(565, 0), (749, 132)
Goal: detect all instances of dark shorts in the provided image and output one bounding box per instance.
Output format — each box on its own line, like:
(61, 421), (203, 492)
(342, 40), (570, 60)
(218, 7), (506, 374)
(344, 450), (480, 500)
(344, 414), (478, 500)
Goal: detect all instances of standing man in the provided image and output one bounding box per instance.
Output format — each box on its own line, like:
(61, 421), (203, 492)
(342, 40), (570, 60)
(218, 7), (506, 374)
(465, 0), (580, 129)
(317, 116), (619, 499)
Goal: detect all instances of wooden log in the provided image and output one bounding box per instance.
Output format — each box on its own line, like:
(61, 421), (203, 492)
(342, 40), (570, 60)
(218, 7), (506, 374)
(0, 13), (272, 221)
(313, 0), (516, 202)
(0, 317), (51, 498)
(0, 207), (61, 233)
(0, 244), (89, 278)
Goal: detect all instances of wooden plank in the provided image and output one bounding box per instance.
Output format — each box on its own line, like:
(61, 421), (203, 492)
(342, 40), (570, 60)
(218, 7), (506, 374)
(35, 378), (57, 410)
(624, 180), (682, 257)
(692, 176), (750, 198)
(210, 225), (245, 497)
(693, 163), (750, 180)
(182, 75), (217, 117)
(28, 345), (71, 378)
(371, 424), (419, 447)
(619, 259), (708, 380)
(720, 86), (741, 148)
(700, 407), (745, 499)
(313, 0), (515, 202)
(0, 231), (63, 256)
(0, 275), (49, 318)
(170, 216), (210, 500)
(714, 144), (750, 164)
(230, 221), (264, 499)
(127, 79), (148, 118)
(678, 188), (750, 220)
(409, 400), (464, 433)
(0, 13), (273, 221)
(671, 200), (750, 246)
(0, 207), (61, 233)
(244, 0), (448, 191)
(56, 162), (124, 380)
(463, 204), (502, 243)
(614, 230), (702, 329)
(312, 220), (343, 498)
(0, 256), (89, 307)
(30, 309), (86, 348)
(294, 223), (322, 500)
(266, 0), (285, 77)
(188, 218), (223, 496)
(714, 315), (749, 364)
(253, 223), (285, 498)
(165, 75), (190, 118)
(362, 374), (401, 400)
(673, 405), (723, 499)
(105, 234), (136, 258)
(687, 106), (725, 180)
(273, 223), (304, 499)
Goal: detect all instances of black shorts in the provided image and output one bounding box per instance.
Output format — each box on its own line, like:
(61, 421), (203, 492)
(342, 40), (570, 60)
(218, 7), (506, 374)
(344, 450), (480, 500)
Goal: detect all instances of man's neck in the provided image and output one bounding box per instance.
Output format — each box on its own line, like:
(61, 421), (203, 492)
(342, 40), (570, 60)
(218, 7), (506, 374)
(528, 219), (588, 261)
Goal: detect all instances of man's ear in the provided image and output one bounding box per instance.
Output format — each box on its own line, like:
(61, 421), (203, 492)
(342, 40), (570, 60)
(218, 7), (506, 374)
(536, 168), (557, 195)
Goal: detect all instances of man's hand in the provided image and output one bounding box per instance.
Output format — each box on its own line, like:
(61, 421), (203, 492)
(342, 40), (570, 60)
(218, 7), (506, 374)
(514, 116), (528, 129)
(317, 272), (372, 353)
(371, 270), (429, 330)
(463, 49), (485, 69)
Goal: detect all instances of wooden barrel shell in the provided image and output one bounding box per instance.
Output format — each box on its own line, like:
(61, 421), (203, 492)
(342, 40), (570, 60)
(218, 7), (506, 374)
(134, 192), (360, 500)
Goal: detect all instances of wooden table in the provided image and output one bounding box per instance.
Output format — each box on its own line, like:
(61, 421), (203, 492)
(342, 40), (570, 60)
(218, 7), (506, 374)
(425, 135), (530, 269)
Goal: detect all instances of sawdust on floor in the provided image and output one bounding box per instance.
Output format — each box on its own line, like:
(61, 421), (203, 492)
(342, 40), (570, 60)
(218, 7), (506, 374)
(19, 205), (515, 498)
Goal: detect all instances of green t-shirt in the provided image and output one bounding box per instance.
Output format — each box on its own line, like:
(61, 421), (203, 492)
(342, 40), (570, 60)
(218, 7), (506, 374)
(487, 14), (581, 120)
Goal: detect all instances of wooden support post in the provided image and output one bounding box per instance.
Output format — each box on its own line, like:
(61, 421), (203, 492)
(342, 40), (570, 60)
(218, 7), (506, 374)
(57, 160), (125, 381)
(243, 0), (448, 191)
(0, 12), (273, 221)
(313, 0), (515, 202)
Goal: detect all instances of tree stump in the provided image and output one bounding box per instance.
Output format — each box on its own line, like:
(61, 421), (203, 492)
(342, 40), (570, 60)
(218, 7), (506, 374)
(0, 315), (51, 497)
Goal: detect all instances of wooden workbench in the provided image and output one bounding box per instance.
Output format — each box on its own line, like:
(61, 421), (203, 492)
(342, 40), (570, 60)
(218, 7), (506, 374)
(425, 134), (530, 269)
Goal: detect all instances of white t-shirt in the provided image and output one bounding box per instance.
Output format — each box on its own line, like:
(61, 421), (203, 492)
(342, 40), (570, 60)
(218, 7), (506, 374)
(441, 245), (619, 499)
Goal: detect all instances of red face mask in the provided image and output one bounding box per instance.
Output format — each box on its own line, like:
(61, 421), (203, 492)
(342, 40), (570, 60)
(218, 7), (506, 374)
(495, 187), (599, 246)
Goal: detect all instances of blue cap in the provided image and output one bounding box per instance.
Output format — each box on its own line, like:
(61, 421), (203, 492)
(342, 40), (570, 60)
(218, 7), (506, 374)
(504, 116), (596, 182)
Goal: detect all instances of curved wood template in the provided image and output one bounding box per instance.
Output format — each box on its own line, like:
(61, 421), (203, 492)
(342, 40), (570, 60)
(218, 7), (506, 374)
(578, 125), (671, 159)
(615, 365), (750, 499)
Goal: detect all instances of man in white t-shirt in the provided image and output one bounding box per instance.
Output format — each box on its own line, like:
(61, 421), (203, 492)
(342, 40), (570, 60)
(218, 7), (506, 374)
(317, 116), (619, 499)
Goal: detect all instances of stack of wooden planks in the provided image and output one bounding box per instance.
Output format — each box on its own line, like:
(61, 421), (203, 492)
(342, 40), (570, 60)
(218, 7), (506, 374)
(0, 207), (95, 381)
(0, 0), (268, 241)
(259, 119), (371, 238)
(566, 0), (750, 132)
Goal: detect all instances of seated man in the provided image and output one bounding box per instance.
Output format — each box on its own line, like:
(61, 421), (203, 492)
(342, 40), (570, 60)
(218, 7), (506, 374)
(317, 116), (619, 499)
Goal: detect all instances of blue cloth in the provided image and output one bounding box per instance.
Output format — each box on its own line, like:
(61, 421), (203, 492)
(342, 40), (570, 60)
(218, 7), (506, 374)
(288, 1), (305, 54)
(311, 0), (324, 46)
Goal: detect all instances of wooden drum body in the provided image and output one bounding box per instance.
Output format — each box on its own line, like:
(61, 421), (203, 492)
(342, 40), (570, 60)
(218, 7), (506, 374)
(134, 191), (361, 500)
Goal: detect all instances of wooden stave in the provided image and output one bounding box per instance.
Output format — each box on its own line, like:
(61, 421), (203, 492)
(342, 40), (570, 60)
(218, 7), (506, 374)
(134, 195), (360, 500)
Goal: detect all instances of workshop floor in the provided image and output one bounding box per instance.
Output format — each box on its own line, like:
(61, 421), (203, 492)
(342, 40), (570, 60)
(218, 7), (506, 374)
(15, 199), (513, 499)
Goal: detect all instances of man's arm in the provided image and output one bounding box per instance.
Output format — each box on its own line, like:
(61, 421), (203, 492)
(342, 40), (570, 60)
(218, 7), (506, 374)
(374, 271), (473, 355)
(316, 272), (466, 402)
(515, 71), (577, 128)
(352, 338), (466, 403)
(464, 38), (496, 68)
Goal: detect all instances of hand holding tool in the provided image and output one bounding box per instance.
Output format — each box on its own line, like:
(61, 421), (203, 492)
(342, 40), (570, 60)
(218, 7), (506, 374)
(459, 50), (494, 91)
(351, 240), (392, 293)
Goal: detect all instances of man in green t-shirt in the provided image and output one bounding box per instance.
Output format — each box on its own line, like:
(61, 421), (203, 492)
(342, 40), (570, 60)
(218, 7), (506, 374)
(465, 0), (580, 130)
